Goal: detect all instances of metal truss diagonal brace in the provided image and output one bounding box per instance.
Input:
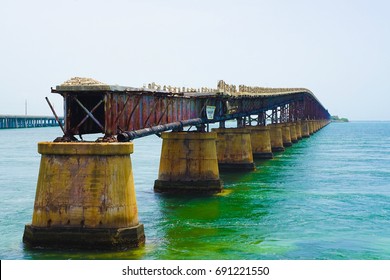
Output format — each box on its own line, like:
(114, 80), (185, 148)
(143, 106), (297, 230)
(74, 97), (104, 132)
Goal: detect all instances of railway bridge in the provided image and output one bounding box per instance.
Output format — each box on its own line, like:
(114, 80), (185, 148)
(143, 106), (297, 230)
(23, 77), (330, 250)
(50, 78), (329, 140)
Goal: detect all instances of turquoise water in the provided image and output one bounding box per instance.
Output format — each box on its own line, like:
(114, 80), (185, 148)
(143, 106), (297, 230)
(1, 122), (390, 259)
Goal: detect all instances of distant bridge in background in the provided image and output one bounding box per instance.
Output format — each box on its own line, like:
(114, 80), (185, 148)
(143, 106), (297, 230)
(0, 115), (63, 129)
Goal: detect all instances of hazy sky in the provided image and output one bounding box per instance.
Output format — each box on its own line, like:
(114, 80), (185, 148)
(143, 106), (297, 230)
(1, 0), (389, 120)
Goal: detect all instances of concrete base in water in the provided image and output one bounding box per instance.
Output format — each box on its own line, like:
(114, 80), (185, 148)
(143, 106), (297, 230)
(253, 152), (274, 159)
(268, 124), (285, 152)
(249, 126), (274, 159)
(154, 132), (223, 193)
(218, 162), (256, 171)
(281, 123), (293, 147)
(301, 120), (310, 138)
(308, 121), (315, 135)
(154, 179), (223, 193)
(289, 123), (298, 143)
(23, 224), (145, 250)
(296, 121), (303, 140)
(23, 142), (145, 250)
(212, 128), (255, 171)
(271, 147), (286, 152)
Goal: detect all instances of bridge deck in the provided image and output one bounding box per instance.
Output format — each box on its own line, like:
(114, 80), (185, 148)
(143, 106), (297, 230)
(51, 78), (330, 140)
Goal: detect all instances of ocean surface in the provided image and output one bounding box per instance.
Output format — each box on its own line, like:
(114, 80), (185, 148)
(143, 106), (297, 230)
(1, 122), (389, 260)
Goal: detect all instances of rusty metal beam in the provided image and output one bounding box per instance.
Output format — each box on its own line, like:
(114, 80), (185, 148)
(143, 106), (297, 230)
(117, 118), (204, 141)
(114, 95), (131, 125)
(75, 99), (104, 132)
(74, 97), (104, 131)
(156, 98), (173, 125)
(125, 95), (142, 130)
(54, 86), (330, 140)
(143, 97), (160, 127)
(45, 97), (65, 134)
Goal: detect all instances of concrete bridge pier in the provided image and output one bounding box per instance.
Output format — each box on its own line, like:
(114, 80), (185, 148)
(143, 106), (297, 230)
(323, 120), (330, 128)
(308, 121), (315, 135)
(154, 132), (223, 193)
(313, 121), (318, 133)
(212, 128), (255, 171)
(316, 121), (321, 131)
(280, 123), (293, 147)
(320, 120), (325, 129)
(296, 121), (303, 140)
(318, 121), (322, 131)
(317, 120), (323, 131)
(301, 120), (310, 138)
(289, 123), (298, 143)
(249, 126), (273, 159)
(23, 142), (145, 250)
(268, 124), (285, 152)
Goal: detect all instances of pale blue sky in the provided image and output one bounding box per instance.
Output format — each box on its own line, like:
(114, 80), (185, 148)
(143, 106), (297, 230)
(1, 0), (389, 120)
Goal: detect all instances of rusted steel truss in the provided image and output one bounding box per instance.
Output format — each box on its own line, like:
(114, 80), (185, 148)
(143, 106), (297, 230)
(52, 88), (330, 141)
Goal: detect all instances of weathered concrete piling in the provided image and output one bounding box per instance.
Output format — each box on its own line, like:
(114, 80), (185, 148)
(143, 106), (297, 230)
(296, 121), (303, 140)
(315, 121), (320, 132)
(212, 128), (255, 171)
(308, 121), (315, 135)
(289, 123), (298, 143)
(268, 124), (285, 152)
(301, 120), (310, 138)
(281, 123), (293, 147)
(23, 142), (145, 250)
(154, 132), (223, 193)
(249, 126), (273, 159)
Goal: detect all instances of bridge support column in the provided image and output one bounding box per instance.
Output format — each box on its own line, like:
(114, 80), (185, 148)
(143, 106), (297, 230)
(308, 121), (315, 135)
(212, 128), (255, 171)
(289, 123), (298, 143)
(268, 124), (285, 152)
(296, 121), (302, 140)
(23, 142), (145, 250)
(249, 126), (273, 159)
(280, 123), (292, 147)
(154, 132), (223, 193)
(312, 121), (317, 133)
(315, 121), (320, 132)
(319, 120), (324, 130)
(301, 120), (310, 138)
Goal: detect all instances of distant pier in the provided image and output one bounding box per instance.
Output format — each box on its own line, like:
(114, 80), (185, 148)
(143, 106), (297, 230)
(0, 115), (63, 129)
